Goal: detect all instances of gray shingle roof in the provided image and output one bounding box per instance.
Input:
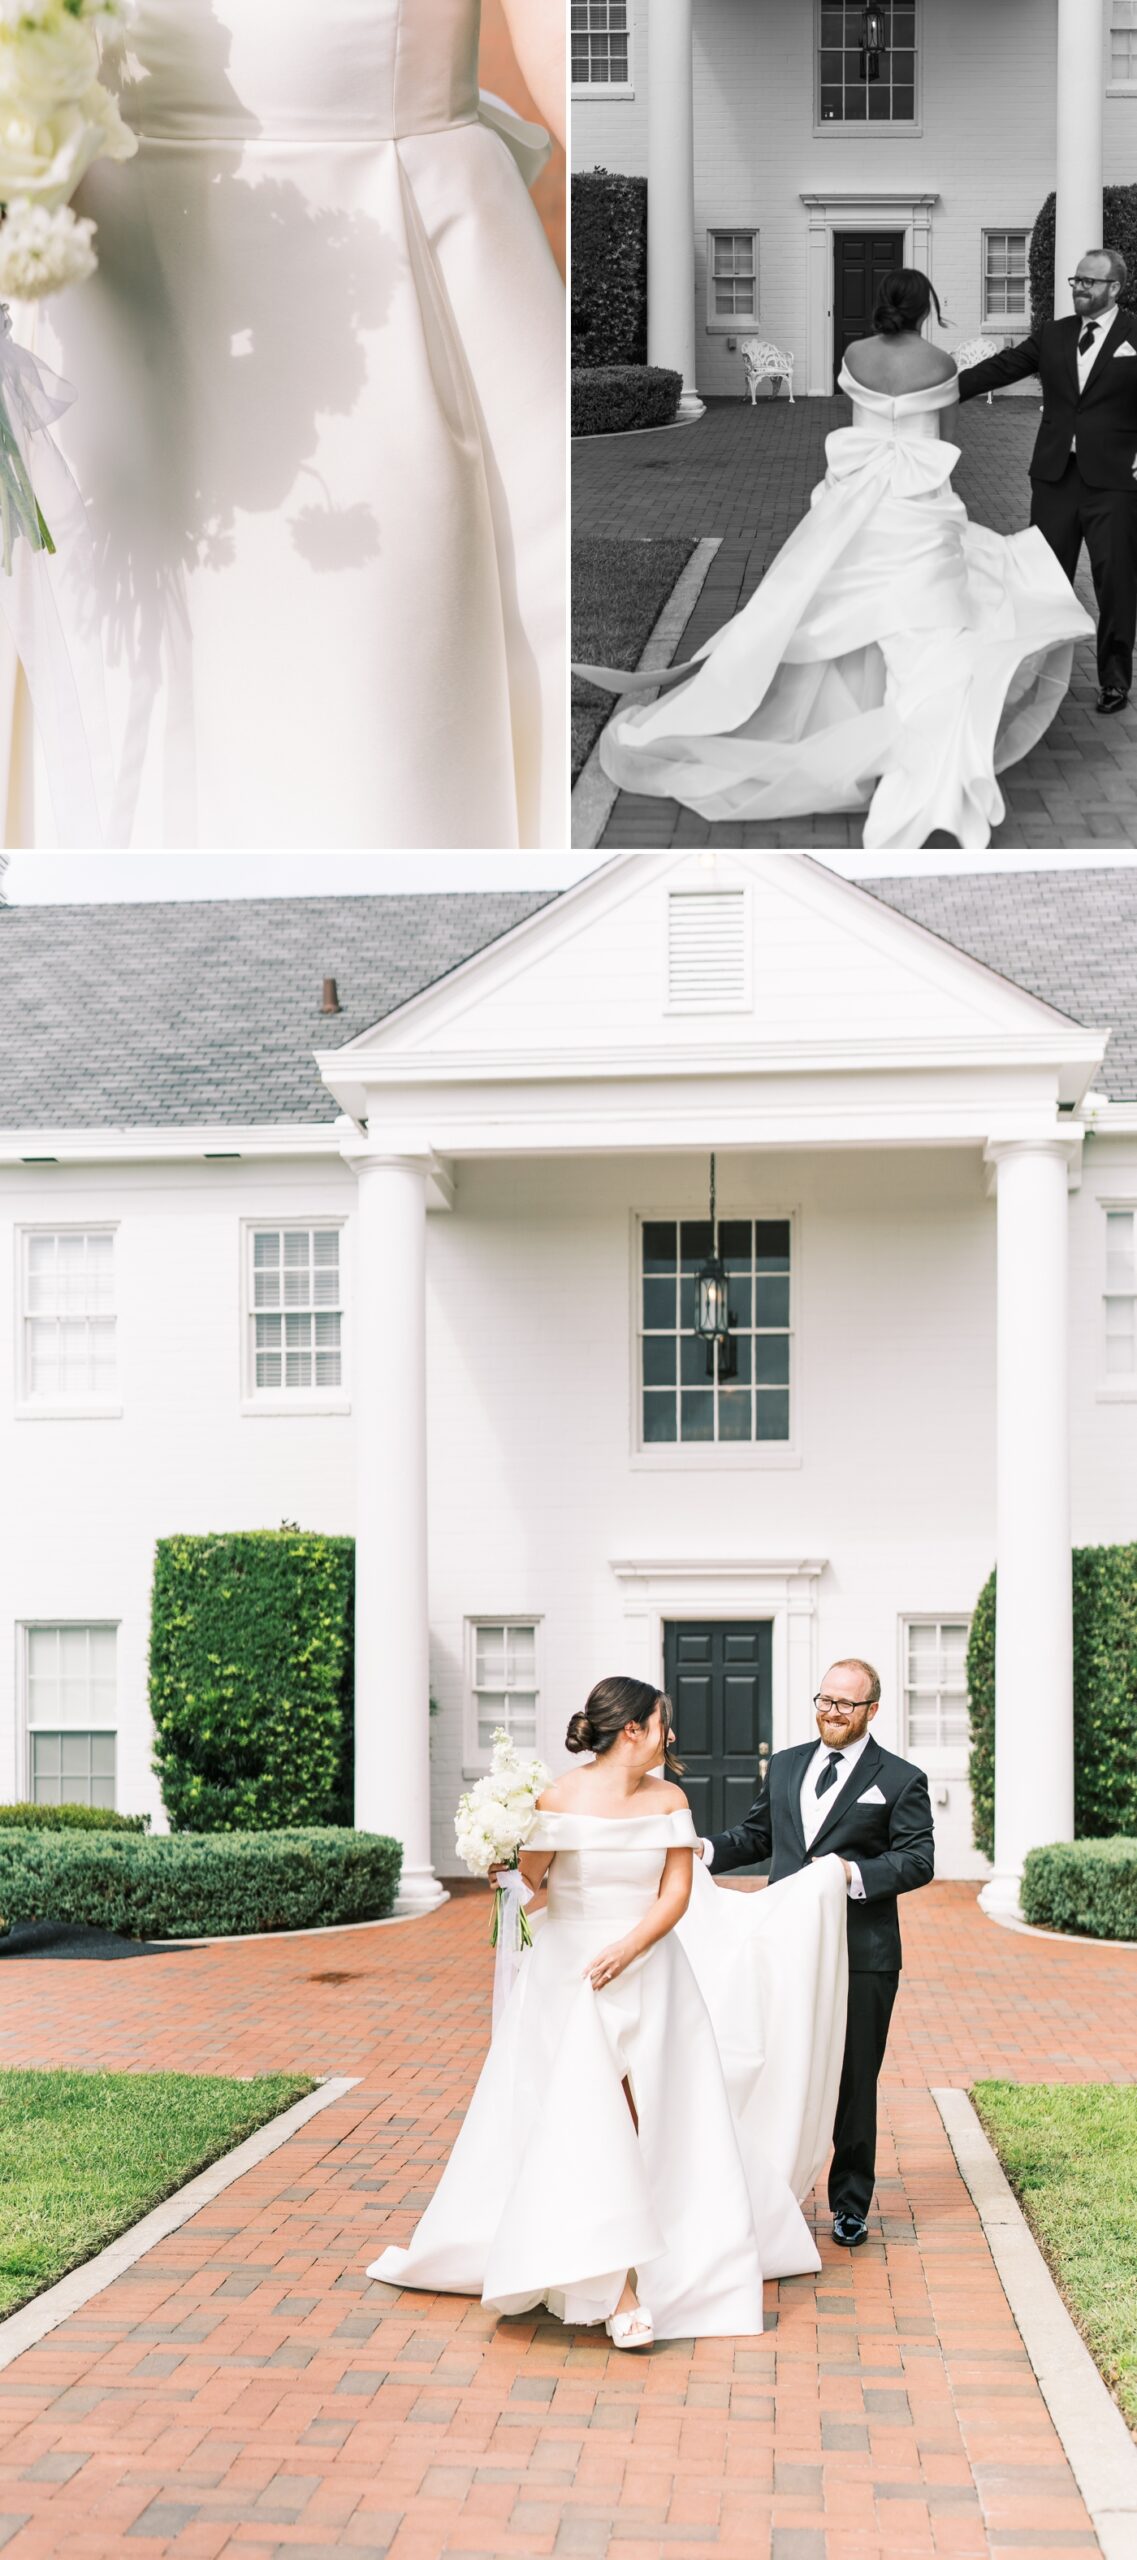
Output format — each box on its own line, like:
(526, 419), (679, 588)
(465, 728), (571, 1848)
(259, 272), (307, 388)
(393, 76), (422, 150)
(0, 867), (1133, 1129)
(862, 866), (1137, 1101)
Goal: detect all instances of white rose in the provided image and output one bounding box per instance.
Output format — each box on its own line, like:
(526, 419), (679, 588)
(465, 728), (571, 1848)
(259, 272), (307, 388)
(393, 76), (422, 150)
(0, 198), (96, 296)
(0, 18), (100, 111)
(0, 100), (110, 207)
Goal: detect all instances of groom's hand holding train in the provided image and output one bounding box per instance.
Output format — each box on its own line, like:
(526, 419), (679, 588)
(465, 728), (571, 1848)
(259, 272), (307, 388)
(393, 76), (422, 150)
(698, 1658), (934, 2250)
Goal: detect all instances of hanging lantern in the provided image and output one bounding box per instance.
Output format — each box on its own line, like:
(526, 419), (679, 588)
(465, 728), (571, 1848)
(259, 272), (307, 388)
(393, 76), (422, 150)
(694, 1154), (732, 1353)
(859, 4), (885, 80)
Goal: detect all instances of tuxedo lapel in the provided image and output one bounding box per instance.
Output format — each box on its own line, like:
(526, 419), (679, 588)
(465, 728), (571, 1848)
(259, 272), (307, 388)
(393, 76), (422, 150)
(782, 1742), (814, 1860)
(1056, 316), (1081, 404)
(808, 1734), (885, 1854)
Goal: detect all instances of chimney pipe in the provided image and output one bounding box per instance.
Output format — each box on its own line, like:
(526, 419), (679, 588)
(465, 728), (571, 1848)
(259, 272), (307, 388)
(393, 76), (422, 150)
(320, 976), (341, 1014)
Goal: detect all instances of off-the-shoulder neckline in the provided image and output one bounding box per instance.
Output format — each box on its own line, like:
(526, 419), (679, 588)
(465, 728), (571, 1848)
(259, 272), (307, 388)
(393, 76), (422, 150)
(534, 1805), (692, 1824)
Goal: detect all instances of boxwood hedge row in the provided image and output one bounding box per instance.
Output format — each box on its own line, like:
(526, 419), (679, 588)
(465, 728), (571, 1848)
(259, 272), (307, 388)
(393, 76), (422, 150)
(0, 1827), (402, 1940)
(572, 169), (648, 369)
(572, 365), (682, 438)
(967, 1544), (1137, 1860)
(1021, 1838), (1137, 1943)
(0, 1803), (148, 1832)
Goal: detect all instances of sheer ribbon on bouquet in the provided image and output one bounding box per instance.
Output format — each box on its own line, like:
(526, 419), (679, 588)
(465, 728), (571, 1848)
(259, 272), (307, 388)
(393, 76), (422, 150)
(0, 315), (107, 846)
(491, 1868), (534, 2034)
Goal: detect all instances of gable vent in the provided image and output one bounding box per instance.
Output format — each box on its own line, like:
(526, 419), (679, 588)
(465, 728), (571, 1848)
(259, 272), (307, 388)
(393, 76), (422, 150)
(667, 890), (749, 1013)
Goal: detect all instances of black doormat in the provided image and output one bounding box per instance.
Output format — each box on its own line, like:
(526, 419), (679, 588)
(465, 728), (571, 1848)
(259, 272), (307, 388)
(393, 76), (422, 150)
(0, 1921), (192, 1960)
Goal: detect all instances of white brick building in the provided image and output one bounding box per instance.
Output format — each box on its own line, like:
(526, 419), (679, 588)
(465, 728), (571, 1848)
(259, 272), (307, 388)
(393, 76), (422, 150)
(2, 858), (1135, 1917)
(571, 2), (1137, 404)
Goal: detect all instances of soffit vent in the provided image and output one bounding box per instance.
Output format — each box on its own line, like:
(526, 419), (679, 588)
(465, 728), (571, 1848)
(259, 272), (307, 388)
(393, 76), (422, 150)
(666, 889), (749, 1013)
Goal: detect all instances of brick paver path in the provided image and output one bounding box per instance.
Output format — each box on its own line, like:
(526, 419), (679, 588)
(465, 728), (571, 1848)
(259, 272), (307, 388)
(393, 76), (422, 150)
(1, 1883), (1134, 2560)
(572, 399), (1137, 850)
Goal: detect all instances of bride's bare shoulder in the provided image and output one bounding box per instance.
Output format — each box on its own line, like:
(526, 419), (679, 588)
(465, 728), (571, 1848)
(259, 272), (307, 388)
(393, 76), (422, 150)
(843, 333), (957, 389)
(651, 1780), (691, 1813)
(536, 1776), (576, 1811)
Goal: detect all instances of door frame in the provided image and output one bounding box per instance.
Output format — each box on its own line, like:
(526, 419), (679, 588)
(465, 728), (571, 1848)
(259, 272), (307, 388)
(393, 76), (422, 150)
(832, 229), (905, 392)
(799, 190), (939, 395)
(609, 1556), (825, 1754)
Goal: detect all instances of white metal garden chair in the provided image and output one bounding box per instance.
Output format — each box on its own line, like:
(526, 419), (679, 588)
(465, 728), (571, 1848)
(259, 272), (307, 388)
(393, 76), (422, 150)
(740, 338), (795, 404)
(953, 335), (1011, 403)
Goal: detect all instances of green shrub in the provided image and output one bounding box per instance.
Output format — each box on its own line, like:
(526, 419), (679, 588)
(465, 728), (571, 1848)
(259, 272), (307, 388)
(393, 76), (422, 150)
(150, 1531), (355, 1832)
(0, 1803), (148, 1833)
(1021, 1838), (1137, 1941)
(1029, 185), (1137, 327)
(967, 1545), (1137, 1859)
(572, 169), (647, 368)
(0, 1828), (402, 1941)
(572, 366), (682, 439)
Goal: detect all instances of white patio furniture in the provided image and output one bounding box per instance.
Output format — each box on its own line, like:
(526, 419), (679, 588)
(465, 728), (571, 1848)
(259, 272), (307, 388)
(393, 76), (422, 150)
(953, 335), (1011, 403)
(741, 338), (795, 404)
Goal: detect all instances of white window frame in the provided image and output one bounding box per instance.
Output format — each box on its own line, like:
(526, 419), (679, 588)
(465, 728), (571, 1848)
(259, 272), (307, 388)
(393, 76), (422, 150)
(463, 1616), (543, 1773)
(706, 229), (759, 333)
(980, 227), (1032, 334)
(1099, 1198), (1137, 1399)
(15, 1222), (121, 1420)
(814, 0), (922, 140)
(1107, 3), (1137, 95)
(630, 1208), (800, 1472)
(19, 1619), (119, 1810)
(571, 0), (634, 100)
(899, 1613), (972, 1770)
(240, 1217), (350, 1416)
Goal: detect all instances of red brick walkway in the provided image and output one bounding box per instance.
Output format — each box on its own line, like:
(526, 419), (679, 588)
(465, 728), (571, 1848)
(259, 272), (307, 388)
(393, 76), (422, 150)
(0, 1882), (1133, 2560)
(572, 398), (1137, 850)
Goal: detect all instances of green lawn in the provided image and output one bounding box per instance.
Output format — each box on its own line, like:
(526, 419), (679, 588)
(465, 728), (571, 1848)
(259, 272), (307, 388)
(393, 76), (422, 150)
(571, 536), (697, 780)
(0, 2069), (314, 2317)
(973, 2081), (1137, 2432)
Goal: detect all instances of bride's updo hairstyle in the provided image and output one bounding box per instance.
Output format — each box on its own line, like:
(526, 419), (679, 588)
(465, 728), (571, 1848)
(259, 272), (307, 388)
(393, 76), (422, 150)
(566, 1675), (685, 1772)
(872, 268), (944, 336)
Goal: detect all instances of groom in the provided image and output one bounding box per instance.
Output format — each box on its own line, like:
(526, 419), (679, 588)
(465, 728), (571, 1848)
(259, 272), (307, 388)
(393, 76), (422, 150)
(698, 1659), (934, 2249)
(956, 247), (1137, 714)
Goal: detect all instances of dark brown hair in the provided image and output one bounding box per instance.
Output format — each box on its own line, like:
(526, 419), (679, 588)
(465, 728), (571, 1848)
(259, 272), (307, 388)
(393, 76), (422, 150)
(872, 267), (944, 336)
(566, 1675), (685, 1773)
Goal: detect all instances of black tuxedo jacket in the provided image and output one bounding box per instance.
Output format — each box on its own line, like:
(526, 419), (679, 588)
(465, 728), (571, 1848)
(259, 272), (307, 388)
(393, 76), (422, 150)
(707, 1735), (934, 1973)
(957, 310), (1137, 489)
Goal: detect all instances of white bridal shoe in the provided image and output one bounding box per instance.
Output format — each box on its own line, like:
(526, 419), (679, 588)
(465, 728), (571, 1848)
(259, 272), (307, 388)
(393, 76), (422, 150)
(605, 2305), (654, 2350)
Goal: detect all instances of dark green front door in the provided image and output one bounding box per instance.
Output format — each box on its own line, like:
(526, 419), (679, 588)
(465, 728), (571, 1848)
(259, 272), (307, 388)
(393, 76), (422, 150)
(663, 1621), (772, 1855)
(833, 231), (904, 387)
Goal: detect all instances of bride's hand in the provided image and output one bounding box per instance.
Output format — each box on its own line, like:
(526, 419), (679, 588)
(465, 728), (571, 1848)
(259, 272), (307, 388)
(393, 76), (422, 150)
(586, 1937), (633, 1990)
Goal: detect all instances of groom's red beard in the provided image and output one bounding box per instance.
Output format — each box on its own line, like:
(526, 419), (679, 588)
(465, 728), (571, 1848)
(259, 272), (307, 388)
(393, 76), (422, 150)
(816, 1706), (873, 1746)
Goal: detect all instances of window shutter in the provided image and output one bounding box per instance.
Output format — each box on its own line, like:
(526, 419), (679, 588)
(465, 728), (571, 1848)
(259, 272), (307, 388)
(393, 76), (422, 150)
(667, 891), (748, 1013)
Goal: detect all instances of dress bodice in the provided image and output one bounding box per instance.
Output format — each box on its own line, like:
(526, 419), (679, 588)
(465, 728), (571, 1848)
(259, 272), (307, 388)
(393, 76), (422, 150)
(526, 1809), (699, 1940)
(117, 0), (480, 143)
(838, 363), (960, 443)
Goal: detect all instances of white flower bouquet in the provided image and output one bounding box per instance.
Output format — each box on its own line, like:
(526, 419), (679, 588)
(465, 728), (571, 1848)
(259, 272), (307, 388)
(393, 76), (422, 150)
(455, 1727), (550, 2028)
(0, 0), (138, 300)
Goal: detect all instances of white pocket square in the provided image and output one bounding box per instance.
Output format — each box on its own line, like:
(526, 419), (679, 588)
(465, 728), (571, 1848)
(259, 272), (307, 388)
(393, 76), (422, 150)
(1113, 344), (1137, 357)
(858, 1785), (887, 1804)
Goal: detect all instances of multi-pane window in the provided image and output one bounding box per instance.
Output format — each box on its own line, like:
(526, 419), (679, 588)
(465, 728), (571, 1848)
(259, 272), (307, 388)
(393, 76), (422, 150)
(1111, 6), (1137, 82)
(251, 1227), (342, 1392)
(983, 232), (1029, 323)
(22, 1229), (115, 1400)
(26, 1624), (117, 1809)
(818, 3), (917, 124)
(571, 0), (629, 86)
(640, 1219), (791, 1446)
(1105, 1209), (1137, 1376)
(904, 1619), (970, 1753)
(709, 232), (757, 324)
(471, 1623), (538, 1756)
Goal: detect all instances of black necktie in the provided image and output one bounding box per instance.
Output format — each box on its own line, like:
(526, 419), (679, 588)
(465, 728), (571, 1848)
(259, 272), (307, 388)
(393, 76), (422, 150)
(815, 1748), (843, 1799)
(1079, 321), (1098, 357)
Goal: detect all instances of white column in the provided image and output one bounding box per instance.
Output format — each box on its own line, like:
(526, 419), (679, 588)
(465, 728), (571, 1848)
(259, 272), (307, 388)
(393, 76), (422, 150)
(343, 1137), (444, 1910)
(979, 1142), (1074, 1921)
(1054, 0), (1105, 319)
(647, 0), (704, 421)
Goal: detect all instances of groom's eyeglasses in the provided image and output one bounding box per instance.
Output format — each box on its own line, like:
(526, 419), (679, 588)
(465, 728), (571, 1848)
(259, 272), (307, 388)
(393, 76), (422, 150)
(813, 1693), (870, 1714)
(1068, 277), (1111, 290)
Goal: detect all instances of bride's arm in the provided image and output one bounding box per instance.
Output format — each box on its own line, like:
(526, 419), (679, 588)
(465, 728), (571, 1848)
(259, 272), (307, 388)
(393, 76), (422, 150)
(499, 0), (565, 147)
(585, 1846), (693, 1989)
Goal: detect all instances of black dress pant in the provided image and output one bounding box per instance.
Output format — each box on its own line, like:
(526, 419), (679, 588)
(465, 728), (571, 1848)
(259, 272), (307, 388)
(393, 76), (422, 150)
(1030, 460), (1137, 693)
(827, 1968), (899, 2220)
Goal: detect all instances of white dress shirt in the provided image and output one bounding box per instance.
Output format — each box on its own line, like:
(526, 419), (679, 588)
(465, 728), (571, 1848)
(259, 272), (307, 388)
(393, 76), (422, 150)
(1072, 303), (1121, 456)
(702, 1731), (873, 1898)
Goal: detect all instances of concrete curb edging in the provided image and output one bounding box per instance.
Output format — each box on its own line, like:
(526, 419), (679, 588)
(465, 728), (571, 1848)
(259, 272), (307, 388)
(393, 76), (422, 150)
(933, 2085), (1137, 2560)
(571, 535), (722, 849)
(0, 2073), (361, 2374)
(981, 1906), (1137, 1952)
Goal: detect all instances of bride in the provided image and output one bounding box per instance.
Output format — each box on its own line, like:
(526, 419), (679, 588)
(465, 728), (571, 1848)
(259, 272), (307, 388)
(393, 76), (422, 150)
(582, 268), (1094, 850)
(368, 1676), (848, 2347)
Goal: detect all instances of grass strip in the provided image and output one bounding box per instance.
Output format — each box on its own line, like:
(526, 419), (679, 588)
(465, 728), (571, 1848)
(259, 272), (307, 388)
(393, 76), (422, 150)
(973, 2079), (1137, 2433)
(571, 535), (696, 779)
(0, 2068), (314, 2316)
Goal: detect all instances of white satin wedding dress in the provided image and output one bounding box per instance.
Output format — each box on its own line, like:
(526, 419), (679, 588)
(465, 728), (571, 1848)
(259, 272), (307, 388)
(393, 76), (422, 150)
(9, 0), (564, 849)
(592, 366), (1093, 849)
(368, 1811), (848, 2340)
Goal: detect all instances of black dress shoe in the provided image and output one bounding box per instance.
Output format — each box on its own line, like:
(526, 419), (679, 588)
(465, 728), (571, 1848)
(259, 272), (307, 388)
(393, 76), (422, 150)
(832, 2210), (869, 2247)
(1097, 686), (1130, 714)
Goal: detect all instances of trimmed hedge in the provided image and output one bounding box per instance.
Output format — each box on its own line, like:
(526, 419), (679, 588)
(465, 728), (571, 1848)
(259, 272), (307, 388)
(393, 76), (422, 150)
(1021, 1838), (1137, 1942)
(1029, 185), (1137, 328)
(0, 1827), (402, 1940)
(150, 1531), (355, 1832)
(0, 1803), (148, 1833)
(968, 1545), (1137, 1859)
(572, 168), (647, 369)
(572, 366), (682, 439)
